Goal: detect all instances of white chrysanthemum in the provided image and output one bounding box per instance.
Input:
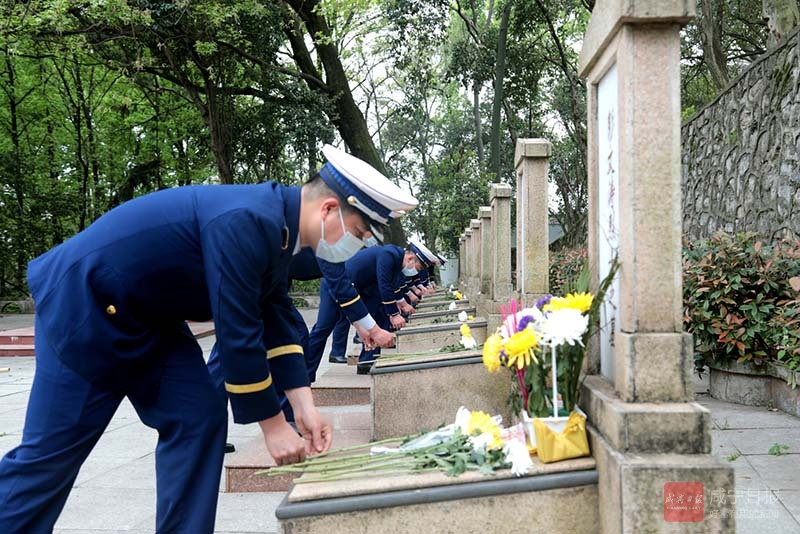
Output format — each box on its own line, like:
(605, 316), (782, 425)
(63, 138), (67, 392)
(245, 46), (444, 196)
(469, 432), (495, 451)
(540, 308), (589, 347)
(503, 440), (534, 476)
(461, 336), (478, 349)
(455, 406), (471, 433)
(458, 310), (468, 322)
(448, 301), (457, 311)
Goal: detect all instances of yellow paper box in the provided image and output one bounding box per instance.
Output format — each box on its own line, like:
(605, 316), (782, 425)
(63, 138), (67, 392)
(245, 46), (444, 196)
(533, 410), (590, 463)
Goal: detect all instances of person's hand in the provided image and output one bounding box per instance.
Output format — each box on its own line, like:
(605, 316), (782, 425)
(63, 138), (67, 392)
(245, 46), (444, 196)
(285, 387), (333, 455)
(390, 314), (406, 330)
(366, 325), (395, 348)
(258, 412), (307, 465)
(407, 292), (419, 304)
(398, 301), (415, 315)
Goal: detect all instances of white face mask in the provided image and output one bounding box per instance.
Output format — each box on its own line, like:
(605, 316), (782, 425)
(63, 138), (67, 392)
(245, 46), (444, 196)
(402, 262), (418, 277)
(316, 207), (365, 263)
(363, 235), (379, 248)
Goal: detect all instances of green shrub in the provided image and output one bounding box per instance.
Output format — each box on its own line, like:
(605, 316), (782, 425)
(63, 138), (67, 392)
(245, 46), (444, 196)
(290, 278), (321, 294)
(683, 232), (800, 375)
(549, 247), (587, 296)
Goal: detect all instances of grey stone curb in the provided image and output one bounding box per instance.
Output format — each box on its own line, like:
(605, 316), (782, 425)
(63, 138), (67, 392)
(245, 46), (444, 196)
(275, 469), (599, 519)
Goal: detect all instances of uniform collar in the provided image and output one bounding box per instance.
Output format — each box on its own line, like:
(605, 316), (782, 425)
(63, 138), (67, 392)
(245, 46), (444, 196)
(282, 185), (302, 256)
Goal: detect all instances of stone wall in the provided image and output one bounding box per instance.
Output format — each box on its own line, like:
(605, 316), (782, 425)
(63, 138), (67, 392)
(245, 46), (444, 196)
(682, 26), (800, 243)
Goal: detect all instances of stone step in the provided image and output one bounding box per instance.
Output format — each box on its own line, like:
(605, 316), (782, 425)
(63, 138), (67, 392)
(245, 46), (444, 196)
(311, 363), (371, 406)
(225, 405), (372, 492)
(276, 457), (599, 533)
(0, 345), (35, 356)
(0, 327), (34, 345)
(0, 322), (215, 355)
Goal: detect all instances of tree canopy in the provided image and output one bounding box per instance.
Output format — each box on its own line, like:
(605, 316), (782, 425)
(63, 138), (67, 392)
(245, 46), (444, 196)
(0, 0), (790, 297)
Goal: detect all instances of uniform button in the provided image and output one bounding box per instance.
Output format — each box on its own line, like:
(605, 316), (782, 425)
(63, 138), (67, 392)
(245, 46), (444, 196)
(106, 305), (117, 315)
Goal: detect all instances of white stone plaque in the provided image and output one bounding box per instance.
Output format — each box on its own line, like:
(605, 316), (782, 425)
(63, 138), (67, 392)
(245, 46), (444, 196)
(596, 62), (620, 381)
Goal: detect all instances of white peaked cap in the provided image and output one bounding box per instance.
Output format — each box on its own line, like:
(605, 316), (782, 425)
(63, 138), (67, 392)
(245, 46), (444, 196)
(321, 144), (418, 227)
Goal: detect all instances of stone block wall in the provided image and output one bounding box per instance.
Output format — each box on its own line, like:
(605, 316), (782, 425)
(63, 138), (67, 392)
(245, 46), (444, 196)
(682, 26), (800, 243)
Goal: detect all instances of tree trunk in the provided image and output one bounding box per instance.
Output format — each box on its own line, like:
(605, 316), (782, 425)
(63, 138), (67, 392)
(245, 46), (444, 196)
(473, 82), (484, 166)
(489, 2), (511, 179)
(4, 48), (26, 292)
(284, 0), (407, 244)
(700, 0), (730, 91)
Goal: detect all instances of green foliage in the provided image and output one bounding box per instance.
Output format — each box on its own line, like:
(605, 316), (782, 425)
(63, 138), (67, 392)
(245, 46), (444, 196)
(684, 233), (800, 375)
(768, 442), (790, 456)
(290, 279), (322, 295)
(291, 297), (310, 309)
(726, 451), (741, 462)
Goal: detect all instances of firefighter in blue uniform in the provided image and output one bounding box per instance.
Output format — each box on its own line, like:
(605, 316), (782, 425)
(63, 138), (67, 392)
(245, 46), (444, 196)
(206, 246), (396, 427)
(407, 239), (440, 299)
(306, 243), (433, 376)
(0, 144), (416, 532)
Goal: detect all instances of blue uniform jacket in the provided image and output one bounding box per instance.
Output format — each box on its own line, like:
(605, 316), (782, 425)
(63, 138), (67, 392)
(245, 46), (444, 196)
(289, 248), (369, 323)
(345, 245), (406, 317)
(26, 182), (309, 424)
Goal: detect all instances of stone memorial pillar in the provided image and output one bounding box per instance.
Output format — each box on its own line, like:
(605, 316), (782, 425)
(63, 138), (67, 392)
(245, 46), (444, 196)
(458, 234), (467, 288)
(463, 229), (472, 290)
(468, 219), (481, 295)
(478, 206), (493, 305)
(514, 139), (551, 306)
(488, 184), (513, 330)
(578, 1), (734, 531)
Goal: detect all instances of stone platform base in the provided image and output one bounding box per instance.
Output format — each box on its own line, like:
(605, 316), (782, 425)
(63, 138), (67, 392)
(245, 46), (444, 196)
(371, 350), (511, 439)
(394, 318), (487, 353)
(225, 405), (372, 492)
(277, 458), (598, 533)
(407, 306), (477, 325)
(709, 361), (800, 418)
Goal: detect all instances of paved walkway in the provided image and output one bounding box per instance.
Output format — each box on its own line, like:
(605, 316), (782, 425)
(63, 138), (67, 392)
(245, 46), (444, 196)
(0, 313), (798, 532)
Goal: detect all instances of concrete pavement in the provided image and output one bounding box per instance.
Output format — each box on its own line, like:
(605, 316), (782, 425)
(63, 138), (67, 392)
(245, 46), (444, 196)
(0, 312), (798, 532)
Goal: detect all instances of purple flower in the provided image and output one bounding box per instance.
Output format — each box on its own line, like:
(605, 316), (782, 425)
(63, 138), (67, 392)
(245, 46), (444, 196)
(535, 295), (552, 309)
(518, 315), (536, 331)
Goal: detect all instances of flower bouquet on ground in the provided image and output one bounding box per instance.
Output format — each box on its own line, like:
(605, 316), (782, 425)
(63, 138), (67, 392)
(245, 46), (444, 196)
(261, 407), (535, 483)
(481, 260), (619, 463)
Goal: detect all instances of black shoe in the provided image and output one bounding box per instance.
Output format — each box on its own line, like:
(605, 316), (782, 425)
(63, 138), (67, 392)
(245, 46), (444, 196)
(356, 363), (373, 375)
(225, 443), (236, 454)
(328, 354), (347, 364)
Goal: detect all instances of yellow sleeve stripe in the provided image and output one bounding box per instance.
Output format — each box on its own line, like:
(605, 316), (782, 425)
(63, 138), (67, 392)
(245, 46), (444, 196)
(339, 295), (361, 307)
(382, 300), (396, 305)
(267, 344), (304, 359)
(394, 287), (404, 293)
(225, 374), (273, 394)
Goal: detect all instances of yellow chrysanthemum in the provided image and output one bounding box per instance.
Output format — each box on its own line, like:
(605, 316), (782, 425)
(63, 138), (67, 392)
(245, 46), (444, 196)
(482, 333), (504, 373)
(453, 291), (463, 300)
(466, 411), (504, 450)
(460, 323), (472, 338)
(504, 327), (539, 369)
(543, 292), (594, 313)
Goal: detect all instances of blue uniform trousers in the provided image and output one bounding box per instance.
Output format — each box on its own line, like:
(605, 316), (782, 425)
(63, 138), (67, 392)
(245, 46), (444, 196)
(330, 314), (350, 359)
(0, 318), (228, 533)
(357, 291), (390, 364)
(305, 279), (347, 384)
